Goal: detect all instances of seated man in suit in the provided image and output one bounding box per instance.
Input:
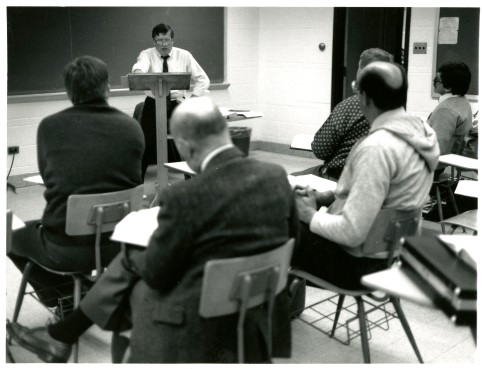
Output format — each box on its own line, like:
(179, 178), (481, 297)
(8, 97), (298, 363)
(292, 48), (393, 181)
(291, 62), (440, 289)
(7, 55), (144, 308)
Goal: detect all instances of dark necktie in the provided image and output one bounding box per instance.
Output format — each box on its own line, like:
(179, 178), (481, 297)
(161, 55), (169, 73)
(161, 55), (170, 100)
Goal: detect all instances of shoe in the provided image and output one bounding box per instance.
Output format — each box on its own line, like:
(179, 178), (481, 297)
(6, 320), (72, 363)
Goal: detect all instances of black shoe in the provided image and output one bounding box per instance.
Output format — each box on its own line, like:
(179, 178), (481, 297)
(6, 320), (72, 363)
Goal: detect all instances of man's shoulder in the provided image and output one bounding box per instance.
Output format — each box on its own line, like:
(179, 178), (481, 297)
(331, 95), (363, 119)
(172, 47), (192, 57)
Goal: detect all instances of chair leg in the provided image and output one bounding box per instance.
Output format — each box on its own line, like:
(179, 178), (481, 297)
(355, 297), (370, 363)
(71, 277), (82, 363)
(446, 187), (459, 216)
(391, 297), (424, 363)
(330, 294), (345, 337)
(12, 261), (34, 323)
(435, 186), (445, 234)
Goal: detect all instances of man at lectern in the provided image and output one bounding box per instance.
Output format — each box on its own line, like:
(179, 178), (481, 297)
(132, 23), (210, 179)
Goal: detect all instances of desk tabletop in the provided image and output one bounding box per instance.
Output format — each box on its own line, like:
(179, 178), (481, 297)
(361, 265), (435, 307)
(438, 154), (479, 171)
(454, 180), (479, 198)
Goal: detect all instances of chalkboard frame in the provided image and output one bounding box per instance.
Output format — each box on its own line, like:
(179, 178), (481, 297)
(431, 7), (479, 100)
(7, 6), (227, 98)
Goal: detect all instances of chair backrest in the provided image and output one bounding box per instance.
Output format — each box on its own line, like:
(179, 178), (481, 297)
(65, 185), (144, 277)
(65, 185), (144, 236)
(199, 238), (294, 318)
(362, 208), (421, 263)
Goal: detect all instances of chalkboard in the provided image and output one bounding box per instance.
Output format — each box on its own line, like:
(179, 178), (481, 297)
(7, 7), (224, 96)
(434, 8), (479, 96)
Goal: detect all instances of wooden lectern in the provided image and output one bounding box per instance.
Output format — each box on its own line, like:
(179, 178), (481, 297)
(121, 73), (191, 197)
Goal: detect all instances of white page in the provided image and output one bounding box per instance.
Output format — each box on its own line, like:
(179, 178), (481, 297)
(23, 175), (44, 184)
(287, 174), (336, 193)
(290, 134), (313, 151)
(164, 161), (196, 175)
(455, 180), (479, 198)
(110, 207), (160, 247)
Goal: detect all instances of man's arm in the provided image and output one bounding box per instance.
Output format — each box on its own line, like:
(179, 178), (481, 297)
(428, 108), (458, 154)
(186, 53), (210, 97)
(311, 104), (346, 160)
(131, 50), (151, 73)
(127, 194), (192, 291)
(308, 146), (390, 247)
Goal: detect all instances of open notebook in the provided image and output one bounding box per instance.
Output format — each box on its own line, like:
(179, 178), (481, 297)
(110, 207), (160, 247)
(287, 174), (337, 193)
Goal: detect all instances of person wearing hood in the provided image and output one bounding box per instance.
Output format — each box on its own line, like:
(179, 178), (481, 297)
(291, 61), (440, 289)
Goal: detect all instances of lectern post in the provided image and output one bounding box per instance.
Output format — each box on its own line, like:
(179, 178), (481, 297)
(121, 73), (191, 199)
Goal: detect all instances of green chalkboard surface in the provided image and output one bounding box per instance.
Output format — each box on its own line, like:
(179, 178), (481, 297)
(7, 7), (224, 95)
(435, 8), (479, 96)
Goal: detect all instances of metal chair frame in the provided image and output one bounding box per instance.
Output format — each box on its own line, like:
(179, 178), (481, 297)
(9, 185), (143, 363)
(199, 238), (295, 363)
(290, 209), (424, 363)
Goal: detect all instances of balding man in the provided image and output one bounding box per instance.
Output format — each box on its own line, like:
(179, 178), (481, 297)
(8, 97), (297, 364)
(291, 62), (440, 289)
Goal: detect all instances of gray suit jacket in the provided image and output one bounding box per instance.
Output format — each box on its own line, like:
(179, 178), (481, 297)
(128, 147), (298, 363)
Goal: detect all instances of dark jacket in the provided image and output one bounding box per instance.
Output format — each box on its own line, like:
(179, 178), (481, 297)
(37, 99), (144, 245)
(128, 147), (298, 363)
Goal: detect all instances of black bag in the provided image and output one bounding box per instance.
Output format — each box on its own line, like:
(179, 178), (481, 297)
(287, 275), (306, 319)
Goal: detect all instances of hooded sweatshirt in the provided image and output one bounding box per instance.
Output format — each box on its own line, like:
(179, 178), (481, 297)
(310, 107), (440, 257)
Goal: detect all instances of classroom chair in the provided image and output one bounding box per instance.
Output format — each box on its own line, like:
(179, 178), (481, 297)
(8, 185), (144, 363)
(199, 238), (295, 363)
(290, 208), (424, 363)
(116, 238), (295, 364)
(431, 138), (475, 233)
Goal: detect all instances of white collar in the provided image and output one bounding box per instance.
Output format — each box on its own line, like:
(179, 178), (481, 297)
(200, 144), (235, 173)
(439, 93), (464, 103)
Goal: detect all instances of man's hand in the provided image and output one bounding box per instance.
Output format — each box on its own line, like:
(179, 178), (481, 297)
(294, 186), (318, 224)
(133, 69), (143, 74)
(313, 190), (335, 208)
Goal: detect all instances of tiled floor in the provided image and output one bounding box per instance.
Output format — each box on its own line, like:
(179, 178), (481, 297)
(5, 150), (477, 364)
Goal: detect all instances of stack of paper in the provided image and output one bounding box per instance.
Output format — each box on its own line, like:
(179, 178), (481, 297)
(110, 207), (160, 247)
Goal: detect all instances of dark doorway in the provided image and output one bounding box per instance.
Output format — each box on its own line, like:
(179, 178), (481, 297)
(331, 7), (411, 110)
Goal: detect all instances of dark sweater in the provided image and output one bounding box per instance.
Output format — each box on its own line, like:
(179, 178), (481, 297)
(37, 99), (145, 245)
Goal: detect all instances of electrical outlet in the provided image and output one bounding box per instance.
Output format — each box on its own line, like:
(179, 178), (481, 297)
(8, 146), (19, 155)
(413, 42), (427, 54)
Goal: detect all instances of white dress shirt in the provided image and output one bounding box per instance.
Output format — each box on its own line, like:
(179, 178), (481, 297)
(132, 46), (210, 100)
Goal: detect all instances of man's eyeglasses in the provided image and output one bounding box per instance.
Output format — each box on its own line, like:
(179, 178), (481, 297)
(155, 39), (173, 45)
(351, 80), (360, 94)
(433, 77), (443, 86)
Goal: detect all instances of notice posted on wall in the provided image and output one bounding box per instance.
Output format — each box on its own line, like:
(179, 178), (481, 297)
(438, 17), (459, 44)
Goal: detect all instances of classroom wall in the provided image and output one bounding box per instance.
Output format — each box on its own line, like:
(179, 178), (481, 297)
(5, 7), (479, 177)
(407, 8), (479, 120)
